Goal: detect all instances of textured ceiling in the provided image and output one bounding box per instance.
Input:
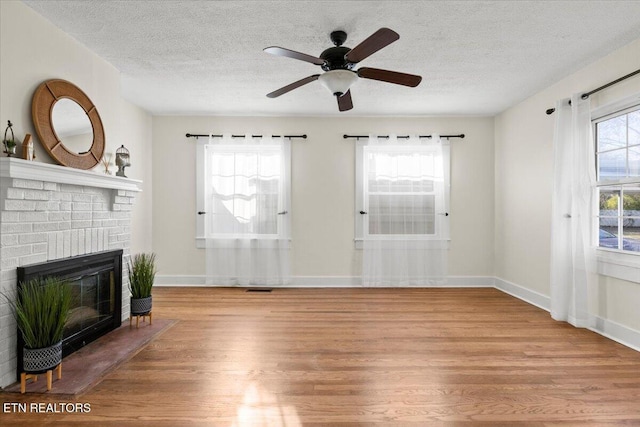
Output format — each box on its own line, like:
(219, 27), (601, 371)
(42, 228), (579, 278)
(22, 1), (640, 116)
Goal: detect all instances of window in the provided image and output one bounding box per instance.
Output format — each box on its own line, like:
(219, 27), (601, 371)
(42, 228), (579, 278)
(595, 104), (640, 252)
(196, 137), (290, 247)
(355, 139), (450, 244)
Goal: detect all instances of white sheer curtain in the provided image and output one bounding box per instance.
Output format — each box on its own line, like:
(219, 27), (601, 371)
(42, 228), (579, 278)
(550, 95), (596, 327)
(362, 134), (449, 287)
(204, 134), (291, 286)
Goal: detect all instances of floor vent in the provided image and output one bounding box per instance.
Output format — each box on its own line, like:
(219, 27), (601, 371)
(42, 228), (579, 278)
(246, 288), (273, 293)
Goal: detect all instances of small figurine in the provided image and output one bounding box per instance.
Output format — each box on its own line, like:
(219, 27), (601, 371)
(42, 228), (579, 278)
(115, 145), (130, 177)
(22, 134), (34, 160)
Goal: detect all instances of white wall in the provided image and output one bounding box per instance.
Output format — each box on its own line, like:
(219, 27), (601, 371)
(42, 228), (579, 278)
(495, 39), (640, 334)
(120, 101), (153, 255)
(152, 116), (494, 283)
(0, 0), (153, 255)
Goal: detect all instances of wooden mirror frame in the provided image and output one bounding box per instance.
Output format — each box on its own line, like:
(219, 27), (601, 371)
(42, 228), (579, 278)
(32, 79), (105, 170)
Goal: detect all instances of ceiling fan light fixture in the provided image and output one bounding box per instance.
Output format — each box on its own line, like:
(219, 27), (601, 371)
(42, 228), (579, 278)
(318, 70), (358, 96)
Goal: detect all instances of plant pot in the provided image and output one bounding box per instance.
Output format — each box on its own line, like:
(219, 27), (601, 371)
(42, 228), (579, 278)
(131, 296), (152, 315)
(23, 341), (62, 373)
(4, 145), (16, 157)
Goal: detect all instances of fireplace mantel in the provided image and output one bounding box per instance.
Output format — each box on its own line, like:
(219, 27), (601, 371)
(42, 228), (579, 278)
(0, 156), (141, 388)
(0, 157), (141, 192)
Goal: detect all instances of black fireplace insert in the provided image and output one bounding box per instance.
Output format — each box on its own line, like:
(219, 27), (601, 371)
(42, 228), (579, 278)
(16, 250), (122, 379)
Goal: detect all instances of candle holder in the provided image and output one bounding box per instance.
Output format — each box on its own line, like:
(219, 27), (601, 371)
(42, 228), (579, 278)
(3, 120), (17, 157)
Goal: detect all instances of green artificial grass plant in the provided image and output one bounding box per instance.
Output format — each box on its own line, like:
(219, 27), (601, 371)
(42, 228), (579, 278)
(14, 277), (72, 349)
(128, 253), (157, 299)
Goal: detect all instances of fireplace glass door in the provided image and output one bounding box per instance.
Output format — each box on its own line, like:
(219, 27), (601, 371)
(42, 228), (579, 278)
(65, 268), (116, 341)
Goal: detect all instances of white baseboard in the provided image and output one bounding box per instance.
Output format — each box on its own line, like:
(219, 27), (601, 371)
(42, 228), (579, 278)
(494, 277), (551, 312)
(154, 275), (496, 288)
(589, 315), (640, 352)
(289, 276), (359, 287)
(494, 277), (640, 352)
(154, 275), (207, 286)
(446, 276), (494, 287)
(153, 275), (362, 287)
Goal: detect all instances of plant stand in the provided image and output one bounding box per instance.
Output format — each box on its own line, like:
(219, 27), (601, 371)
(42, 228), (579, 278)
(20, 363), (62, 393)
(130, 311), (152, 329)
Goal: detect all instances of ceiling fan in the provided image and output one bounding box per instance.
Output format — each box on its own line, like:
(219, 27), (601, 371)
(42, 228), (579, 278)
(264, 28), (422, 112)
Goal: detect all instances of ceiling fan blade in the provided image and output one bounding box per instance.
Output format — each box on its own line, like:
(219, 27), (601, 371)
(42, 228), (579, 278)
(266, 75), (320, 98)
(345, 28), (399, 63)
(264, 46), (325, 66)
(337, 90), (353, 112)
(357, 67), (422, 87)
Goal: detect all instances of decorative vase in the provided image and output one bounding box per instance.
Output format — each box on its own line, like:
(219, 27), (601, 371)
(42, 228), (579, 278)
(131, 296), (152, 315)
(23, 341), (63, 373)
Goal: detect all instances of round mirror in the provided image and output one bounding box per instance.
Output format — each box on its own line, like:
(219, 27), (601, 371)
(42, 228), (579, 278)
(51, 98), (93, 154)
(32, 79), (105, 170)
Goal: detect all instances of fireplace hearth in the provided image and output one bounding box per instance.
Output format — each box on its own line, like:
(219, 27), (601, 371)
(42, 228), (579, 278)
(16, 250), (123, 380)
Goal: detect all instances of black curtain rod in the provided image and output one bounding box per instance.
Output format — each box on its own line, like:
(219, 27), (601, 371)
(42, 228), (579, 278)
(343, 134), (465, 140)
(545, 68), (640, 115)
(186, 133), (307, 139)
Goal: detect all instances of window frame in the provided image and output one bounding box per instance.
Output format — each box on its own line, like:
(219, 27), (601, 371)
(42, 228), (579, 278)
(593, 97), (640, 256)
(196, 139), (291, 248)
(590, 92), (640, 284)
(354, 139), (450, 248)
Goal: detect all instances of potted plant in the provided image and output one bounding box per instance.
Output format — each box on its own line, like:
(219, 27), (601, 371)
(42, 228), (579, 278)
(13, 277), (72, 374)
(128, 253), (157, 316)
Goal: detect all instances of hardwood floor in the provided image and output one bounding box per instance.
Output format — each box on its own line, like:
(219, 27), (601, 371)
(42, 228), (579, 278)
(2, 287), (640, 426)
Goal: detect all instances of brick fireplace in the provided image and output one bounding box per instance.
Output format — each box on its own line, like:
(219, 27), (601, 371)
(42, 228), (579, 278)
(0, 157), (141, 388)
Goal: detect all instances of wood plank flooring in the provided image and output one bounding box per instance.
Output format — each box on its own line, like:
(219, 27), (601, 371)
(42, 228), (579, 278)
(2, 287), (640, 426)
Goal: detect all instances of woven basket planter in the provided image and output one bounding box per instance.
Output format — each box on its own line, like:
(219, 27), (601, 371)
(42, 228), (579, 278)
(23, 341), (62, 373)
(131, 296), (152, 315)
